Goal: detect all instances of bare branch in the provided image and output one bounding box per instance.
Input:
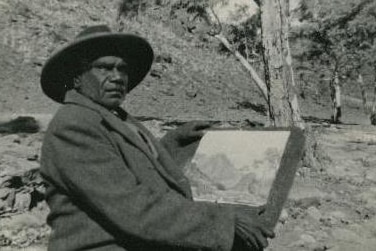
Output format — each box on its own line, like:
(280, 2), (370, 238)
(214, 33), (268, 102)
(201, 6), (268, 102)
(318, 0), (374, 32)
(253, 0), (261, 8)
(205, 6), (222, 35)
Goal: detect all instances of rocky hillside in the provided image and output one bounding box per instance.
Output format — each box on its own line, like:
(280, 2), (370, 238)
(0, 0), (270, 123)
(1, 0), (372, 125)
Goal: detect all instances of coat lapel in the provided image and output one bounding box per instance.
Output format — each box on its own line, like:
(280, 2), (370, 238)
(102, 113), (191, 197)
(64, 90), (150, 156)
(128, 116), (193, 198)
(100, 111), (151, 156)
(64, 90), (188, 196)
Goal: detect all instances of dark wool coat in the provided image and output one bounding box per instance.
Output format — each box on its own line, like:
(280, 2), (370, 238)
(40, 90), (235, 251)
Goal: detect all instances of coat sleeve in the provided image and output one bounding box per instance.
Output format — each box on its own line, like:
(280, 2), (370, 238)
(42, 115), (235, 251)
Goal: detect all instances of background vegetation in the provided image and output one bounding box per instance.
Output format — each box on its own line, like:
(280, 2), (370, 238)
(1, 0), (375, 125)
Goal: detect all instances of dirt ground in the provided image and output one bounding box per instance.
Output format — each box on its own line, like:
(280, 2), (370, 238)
(269, 125), (376, 251)
(1, 119), (376, 251)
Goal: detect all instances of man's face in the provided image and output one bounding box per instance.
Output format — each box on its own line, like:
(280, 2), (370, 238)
(75, 56), (129, 109)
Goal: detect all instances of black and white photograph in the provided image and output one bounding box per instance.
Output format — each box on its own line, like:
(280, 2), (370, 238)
(1, 0), (376, 250)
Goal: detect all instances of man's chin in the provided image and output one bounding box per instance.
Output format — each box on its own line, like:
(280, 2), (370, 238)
(100, 98), (125, 109)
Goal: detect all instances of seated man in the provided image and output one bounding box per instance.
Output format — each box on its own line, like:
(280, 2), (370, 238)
(40, 25), (274, 251)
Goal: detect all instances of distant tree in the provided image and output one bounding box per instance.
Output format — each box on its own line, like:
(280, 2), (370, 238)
(260, 0), (303, 127)
(119, 0), (305, 126)
(169, 0), (269, 103)
(118, 0), (147, 18)
(330, 71), (342, 123)
(293, 0), (376, 123)
(223, 9), (263, 62)
(169, 0), (306, 126)
(118, 0), (170, 19)
(345, 0), (376, 120)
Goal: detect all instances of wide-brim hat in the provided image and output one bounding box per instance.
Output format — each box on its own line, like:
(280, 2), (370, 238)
(41, 25), (154, 103)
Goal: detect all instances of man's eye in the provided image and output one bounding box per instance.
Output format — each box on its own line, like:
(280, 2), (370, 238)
(117, 65), (128, 73)
(93, 64), (112, 71)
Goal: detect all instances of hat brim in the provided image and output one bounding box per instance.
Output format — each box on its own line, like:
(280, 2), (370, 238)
(41, 33), (154, 103)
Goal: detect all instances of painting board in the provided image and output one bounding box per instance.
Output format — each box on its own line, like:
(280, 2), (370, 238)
(183, 127), (305, 229)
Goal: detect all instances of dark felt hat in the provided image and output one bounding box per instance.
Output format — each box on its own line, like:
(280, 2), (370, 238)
(41, 25), (154, 103)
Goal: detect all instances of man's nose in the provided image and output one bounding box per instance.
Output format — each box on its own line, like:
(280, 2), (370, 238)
(110, 68), (122, 81)
(109, 68), (128, 84)
(108, 69), (128, 91)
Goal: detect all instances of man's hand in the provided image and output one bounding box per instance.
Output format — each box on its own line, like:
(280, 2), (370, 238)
(160, 121), (212, 167)
(231, 204), (275, 251)
(164, 121), (212, 146)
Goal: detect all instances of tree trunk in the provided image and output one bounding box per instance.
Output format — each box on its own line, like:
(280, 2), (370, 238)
(370, 66), (376, 125)
(260, 0), (303, 127)
(330, 71), (342, 123)
(313, 0), (320, 20)
(372, 83), (376, 115)
(357, 73), (369, 114)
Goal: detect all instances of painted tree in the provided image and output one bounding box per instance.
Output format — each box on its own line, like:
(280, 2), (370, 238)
(260, 0), (303, 127)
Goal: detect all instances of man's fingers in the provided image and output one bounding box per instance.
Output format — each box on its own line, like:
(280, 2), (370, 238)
(253, 230), (269, 249)
(189, 121), (212, 131)
(257, 205), (267, 215)
(236, 224), (269, 250)
(259, 226), (275, 239)
(189, 130), (205, 138)
(181, 121), (211, 141)
(244, 234), (261, 251)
